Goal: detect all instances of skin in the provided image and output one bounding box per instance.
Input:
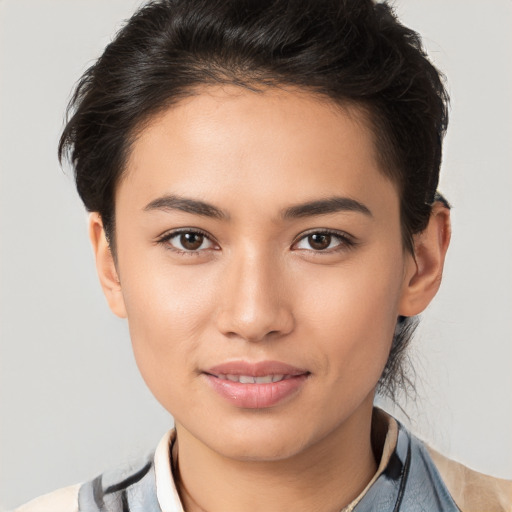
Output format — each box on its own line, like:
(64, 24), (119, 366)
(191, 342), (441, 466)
(90, 85), (450, 512)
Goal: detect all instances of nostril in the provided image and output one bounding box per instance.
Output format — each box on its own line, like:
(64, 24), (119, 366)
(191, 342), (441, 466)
(214, 286), (295, 342)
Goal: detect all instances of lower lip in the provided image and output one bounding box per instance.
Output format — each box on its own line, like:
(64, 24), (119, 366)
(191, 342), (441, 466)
(204, 374), (309, 409)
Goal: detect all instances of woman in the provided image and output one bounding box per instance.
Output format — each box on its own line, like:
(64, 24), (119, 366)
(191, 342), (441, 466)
(12, 0), (511, 511)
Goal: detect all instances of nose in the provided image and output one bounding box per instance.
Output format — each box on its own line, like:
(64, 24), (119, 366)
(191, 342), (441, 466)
(215, 249), (295, 343)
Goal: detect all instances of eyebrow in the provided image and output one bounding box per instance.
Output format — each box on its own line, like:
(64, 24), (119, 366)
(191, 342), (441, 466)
(143, 194), (372, 221)
(281, 196), (372, 219)
(144, 194), (228, 219)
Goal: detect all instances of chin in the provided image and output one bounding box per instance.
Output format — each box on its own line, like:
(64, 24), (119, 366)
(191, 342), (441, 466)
(187, 412), (321, 462)
(215, 434), (310, 462)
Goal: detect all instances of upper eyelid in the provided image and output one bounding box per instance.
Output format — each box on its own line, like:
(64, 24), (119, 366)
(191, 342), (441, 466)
(292, 228), (354, 244)
(157, 227), (216, 242)
(156, 227), (354, 249)
(155, 228), (220, 255)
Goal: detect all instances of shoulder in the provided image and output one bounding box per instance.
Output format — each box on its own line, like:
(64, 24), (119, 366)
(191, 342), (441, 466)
(427, 446), (512, 512)
(369, 410), (512, 512)
(13, 484), (80, 512)
(12, 452), (156, 512)
(12, 430), (176, 512)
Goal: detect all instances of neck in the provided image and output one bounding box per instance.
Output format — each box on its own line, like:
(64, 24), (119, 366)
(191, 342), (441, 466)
(173, 399), (379, 512)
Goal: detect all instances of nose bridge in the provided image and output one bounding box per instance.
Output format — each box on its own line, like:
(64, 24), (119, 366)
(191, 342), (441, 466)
(216, 243), (293, 342)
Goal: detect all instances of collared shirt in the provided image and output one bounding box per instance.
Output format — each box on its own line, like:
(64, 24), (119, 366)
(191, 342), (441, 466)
(14, 409), (512, 512)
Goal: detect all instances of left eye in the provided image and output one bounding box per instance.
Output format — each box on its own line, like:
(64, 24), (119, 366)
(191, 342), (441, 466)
(294, 232), (348, 251)
(166, 231), (215, 252)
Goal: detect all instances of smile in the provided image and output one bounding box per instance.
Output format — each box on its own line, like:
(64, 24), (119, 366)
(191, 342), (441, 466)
(203, 361), (310, 408)
(213, 374), (291, 383)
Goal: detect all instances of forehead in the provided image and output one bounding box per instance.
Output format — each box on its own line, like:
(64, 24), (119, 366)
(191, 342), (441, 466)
(119, 85), (398, 218)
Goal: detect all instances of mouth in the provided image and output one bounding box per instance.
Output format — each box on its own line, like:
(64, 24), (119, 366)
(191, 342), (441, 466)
(209, 374), (294, 384)
(203, 361), (310, 409)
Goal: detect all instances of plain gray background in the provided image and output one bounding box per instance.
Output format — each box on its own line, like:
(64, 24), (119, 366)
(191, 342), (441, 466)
(1, 0), (511, 509)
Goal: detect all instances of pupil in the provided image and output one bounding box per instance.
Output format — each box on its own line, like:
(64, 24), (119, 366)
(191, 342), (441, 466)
(181, 233), (203, 250)
(309, 233), (331, 250)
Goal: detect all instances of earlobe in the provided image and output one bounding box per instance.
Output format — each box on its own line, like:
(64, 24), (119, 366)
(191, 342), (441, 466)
(88, 213), (127, 318)
(399, 202), (451, 317)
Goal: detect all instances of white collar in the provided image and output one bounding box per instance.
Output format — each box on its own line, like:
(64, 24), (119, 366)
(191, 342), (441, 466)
(154, 429), (184, 512)
(152, 409), (399, 512)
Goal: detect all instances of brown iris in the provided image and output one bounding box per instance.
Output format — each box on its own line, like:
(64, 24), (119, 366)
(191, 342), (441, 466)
(308, 233), (332, 250)
(180, 232), (204, 250)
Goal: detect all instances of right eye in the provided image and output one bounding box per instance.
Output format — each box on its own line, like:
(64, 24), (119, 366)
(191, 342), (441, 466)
(157, 229), (217, 255)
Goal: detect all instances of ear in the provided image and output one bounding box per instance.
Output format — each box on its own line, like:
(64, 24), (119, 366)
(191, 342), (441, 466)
(88, 212), (127, 318)
(399, 202), (451, 316)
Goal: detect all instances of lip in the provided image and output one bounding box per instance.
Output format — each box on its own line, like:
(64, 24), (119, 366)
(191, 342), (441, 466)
(207, 360), (308, 377)
(203, 360), (310, 409)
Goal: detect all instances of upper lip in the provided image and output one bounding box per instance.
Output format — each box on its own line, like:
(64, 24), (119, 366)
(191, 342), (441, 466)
(205, 360), (309, 378)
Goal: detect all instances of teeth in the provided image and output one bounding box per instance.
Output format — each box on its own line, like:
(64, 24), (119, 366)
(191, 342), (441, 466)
(219, 374), (287, 383)
(254, 375), (273, 384)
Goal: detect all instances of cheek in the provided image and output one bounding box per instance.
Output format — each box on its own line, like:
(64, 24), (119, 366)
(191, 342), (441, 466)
(120, 236), (221, 328)
(117, 254), (219, 398)
(296, 248), (405, 388)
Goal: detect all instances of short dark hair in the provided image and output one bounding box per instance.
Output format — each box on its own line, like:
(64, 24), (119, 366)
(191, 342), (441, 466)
(59, 0), (449, 401)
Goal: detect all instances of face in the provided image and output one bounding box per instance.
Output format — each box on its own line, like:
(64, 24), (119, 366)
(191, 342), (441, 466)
(106, 86), (417, 461)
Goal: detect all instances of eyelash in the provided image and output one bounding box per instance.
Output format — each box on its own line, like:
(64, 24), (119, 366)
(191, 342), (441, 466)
(155, 228), (356, 255)
(292, 229), (356, 253)
(156, 228), (219, 257)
